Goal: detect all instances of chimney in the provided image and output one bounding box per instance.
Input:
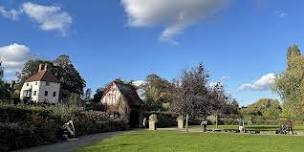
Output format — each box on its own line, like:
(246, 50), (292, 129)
(44, 64), (48, 71)
(38, 64), (43, 72)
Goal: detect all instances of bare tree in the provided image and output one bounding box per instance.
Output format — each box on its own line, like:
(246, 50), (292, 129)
(209, 82), (228, 128)
(170, 64), (230, 132)
(170, 64), (212, 132)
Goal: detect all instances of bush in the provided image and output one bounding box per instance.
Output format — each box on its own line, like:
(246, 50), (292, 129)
(146, 112), (177, 128)
(0, 104), (128, 151)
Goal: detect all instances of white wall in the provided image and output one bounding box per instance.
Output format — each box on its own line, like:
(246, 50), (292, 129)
(101, 84), (122, 105)
(20, 81), (60, 103)
(101, 84), (129, 114)
(38, 81), (60, 103)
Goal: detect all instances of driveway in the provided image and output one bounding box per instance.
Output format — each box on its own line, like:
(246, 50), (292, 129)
(15, 131), (129, 152)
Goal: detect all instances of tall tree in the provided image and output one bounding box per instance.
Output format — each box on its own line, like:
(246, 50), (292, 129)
(274, 45), (304, 120)
(84, 88), (92, 102)
(142, 74), (172, 111)
(209, 82), (228, 128)
(287, 45), (301, 68)
(0, 62), (12, 102)
(0, 61), (3, 80)
(93, 88), (104, 103)
(170, 64), (212, 131)
(53, 55), (86, 94)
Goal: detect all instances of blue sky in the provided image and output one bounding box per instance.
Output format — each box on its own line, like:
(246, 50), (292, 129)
(1, 0), (304, 106)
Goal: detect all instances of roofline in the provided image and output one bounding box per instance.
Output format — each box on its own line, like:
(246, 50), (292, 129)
(24, 80), (60, 83)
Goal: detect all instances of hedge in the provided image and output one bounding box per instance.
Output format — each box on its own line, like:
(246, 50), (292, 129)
(0, 104), (128, 152)
(145, 112), (178, 128)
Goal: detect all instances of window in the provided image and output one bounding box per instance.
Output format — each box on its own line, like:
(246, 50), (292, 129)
(35, 82), (38, 85)
(53, 92), (56, 97)
(33, 91), (37, 96)
(24, 90), (31, 97)
(45, 91), (48, 96)
(26, 83), (29, 86)
(46, 82), (50, 86)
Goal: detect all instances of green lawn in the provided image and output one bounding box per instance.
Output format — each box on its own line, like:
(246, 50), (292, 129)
(191, 125), (304, 131)
(78, 131), (304, 152)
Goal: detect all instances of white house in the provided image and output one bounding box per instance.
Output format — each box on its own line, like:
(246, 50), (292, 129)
(20, 64), (61, 103)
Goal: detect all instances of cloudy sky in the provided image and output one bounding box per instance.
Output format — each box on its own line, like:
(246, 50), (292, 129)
(1, 0), (303, 105)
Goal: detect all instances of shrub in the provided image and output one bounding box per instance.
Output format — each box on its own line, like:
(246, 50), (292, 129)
(146, 112), (177, 128)
(0, 104), (129, 151)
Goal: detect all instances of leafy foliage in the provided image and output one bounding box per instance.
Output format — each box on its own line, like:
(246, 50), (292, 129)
(92, 88), (104, 103)
(273, 45), (304, 120)
(241, 98), (282, 124)
(0, 104), (128, 151)
(142, 74), (173, 111)
(0, 63), (14, 103)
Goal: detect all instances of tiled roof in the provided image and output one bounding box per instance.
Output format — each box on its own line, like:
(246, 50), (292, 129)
(25, 70), (60, 83)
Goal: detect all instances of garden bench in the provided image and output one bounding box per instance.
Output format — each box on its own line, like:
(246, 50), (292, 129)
(223, 129), (239, 133)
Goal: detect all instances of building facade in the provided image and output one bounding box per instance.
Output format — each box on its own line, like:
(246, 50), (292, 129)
(101, 80), (144, 128)
(20, 64), (60, 103)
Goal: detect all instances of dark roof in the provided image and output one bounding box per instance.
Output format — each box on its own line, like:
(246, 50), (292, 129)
(25, 70), (60, 83)
(104, 81), (144, 107)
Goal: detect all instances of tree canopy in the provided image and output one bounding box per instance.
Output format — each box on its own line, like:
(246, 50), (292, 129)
(142, 74), (173, 111)
(0, 62), (13, 102)
(273, 45), (304, 120)
(170, 64), (227, 118)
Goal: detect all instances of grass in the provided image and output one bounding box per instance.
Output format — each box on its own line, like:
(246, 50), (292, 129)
(191, 125), (304, 131)
(78, 131), (304, 152)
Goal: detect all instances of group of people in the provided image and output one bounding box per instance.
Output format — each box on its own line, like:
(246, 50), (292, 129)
(277, 120), (294, 134)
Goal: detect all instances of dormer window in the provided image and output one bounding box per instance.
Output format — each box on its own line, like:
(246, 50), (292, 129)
(26, 83), (29, 86)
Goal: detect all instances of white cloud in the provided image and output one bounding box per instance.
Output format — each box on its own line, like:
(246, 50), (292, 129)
(121, 0), (226, 43)
(275, 11), (287, 18)
(239, 73), (276, 91)
(22, 2), (72, 35)
(0, 43), (33, 78)
(0, 6), (21, 20)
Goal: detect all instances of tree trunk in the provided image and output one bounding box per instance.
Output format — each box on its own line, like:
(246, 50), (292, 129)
(215, 113), (218, 129)
(185, 113), (189, 133)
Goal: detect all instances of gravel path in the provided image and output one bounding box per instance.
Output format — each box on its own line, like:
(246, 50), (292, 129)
(15, 131), (129, 152)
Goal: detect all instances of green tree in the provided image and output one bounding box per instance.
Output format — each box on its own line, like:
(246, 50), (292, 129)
(0, 62), (12, 103)
(142, 74), (172, 111)
(0, 61), (5, 100)
(240, 98), (282, 124)
(273, 45), (304, 120)
(84, 88), (92, 102)
(0, 61), (3, 79)
(53, 55), (86, 95)
(93, 88), (104, 103)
